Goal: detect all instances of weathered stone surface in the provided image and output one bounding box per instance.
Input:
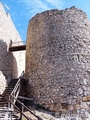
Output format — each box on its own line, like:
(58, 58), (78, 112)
(0, 2), (25, 79)
(0, 71), (7, 95)
(0, 2), (25, 94)
(26, 6), (90, 115)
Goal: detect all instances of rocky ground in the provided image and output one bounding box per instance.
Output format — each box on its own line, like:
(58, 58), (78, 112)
(20, 109), (90, 120)
(22, 110), (56, 120)
(17, 104), (90, 120)
(16, 98), (90, 120)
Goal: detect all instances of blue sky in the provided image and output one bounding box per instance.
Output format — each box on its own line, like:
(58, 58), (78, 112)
(1, 0), (90, 41)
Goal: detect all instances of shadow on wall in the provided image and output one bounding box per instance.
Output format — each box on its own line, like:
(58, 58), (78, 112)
(7, 51), (18, 78)
(0, 39), (18, 79)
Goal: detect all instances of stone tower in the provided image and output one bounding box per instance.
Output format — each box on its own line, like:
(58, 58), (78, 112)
(26, 7), (90, 115)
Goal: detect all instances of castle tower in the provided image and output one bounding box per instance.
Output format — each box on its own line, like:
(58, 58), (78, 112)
(26, 7), (90, 115)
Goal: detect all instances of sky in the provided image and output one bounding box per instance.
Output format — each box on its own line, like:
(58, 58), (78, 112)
(1, 0), (90, 41)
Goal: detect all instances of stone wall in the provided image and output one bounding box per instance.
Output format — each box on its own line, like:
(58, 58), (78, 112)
(0, 71), (8, 95)
(26, 7), (90, 116)
(0, 2), (25, 78)
(0, 2), (25, 94)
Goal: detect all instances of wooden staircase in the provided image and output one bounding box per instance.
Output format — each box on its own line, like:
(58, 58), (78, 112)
(0, 79), (18, 107)
(0, 72), (43, 120)
(0, 79), (19, 119)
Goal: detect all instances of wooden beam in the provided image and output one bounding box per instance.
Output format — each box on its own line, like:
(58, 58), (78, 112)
(9, 45), (26, 52)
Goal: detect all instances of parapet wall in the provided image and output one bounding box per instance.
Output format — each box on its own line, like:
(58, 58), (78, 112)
(26, 7), (90, 115)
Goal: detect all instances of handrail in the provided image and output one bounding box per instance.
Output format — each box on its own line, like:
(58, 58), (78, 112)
(10, 95), (42, 120)
(8, 71), (43, 120)
(10, 72), (24, 106)
(11, 78), (20, 96)
(10, 100), (31, 120)
(11, 41), (26, 44)
(10, 78), (21, 105)
(11, 71), (24, 95)
(9, 40), (26, 47)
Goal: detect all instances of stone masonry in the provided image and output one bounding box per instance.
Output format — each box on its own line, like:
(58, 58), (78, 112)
(0, 2), (25, 94)
(0, 71), (7, 95)
(26, 7), (90, 117)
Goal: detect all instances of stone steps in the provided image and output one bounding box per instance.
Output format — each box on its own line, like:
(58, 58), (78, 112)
(0, 79), (18, 107)
(0, 79), (20, 119)
(0, 107), (19, 120)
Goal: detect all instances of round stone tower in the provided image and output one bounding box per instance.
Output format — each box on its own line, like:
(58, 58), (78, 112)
(26, 7), (90, 115)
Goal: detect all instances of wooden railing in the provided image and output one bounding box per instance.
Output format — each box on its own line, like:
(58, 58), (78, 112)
(9, 40), (26, 47)
(8, 72), (43, 120)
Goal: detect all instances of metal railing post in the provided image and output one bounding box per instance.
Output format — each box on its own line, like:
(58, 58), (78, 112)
(8, 96), (11, 108)
(11, 95), (14, 110)
(20, 103), (24, 120)
(9, 39), (12, 47)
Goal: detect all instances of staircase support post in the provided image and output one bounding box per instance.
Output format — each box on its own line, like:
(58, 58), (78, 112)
(8, 96), (11, 108)
(20, 103), (24, 120)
